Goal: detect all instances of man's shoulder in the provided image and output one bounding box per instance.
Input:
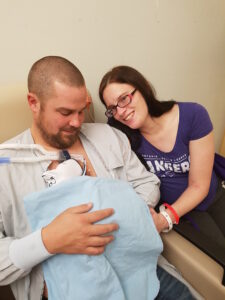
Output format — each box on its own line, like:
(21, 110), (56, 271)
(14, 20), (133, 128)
(80, 123), (127, 167)
(81, 122), (110, 132)
(81, 122), (128, 150)
(0, 129), (32, 155)
(2, 129), (32, 144)
(81, 123), (113, 138)
(81, 123), (124, 137)
(81, 123), (127, 144)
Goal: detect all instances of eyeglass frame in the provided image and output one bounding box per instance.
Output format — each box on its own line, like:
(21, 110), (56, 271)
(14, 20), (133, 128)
(105, 88), (137, 118)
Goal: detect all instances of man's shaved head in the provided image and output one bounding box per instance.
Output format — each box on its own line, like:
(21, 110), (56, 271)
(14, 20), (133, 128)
(28, 56), (85, 100)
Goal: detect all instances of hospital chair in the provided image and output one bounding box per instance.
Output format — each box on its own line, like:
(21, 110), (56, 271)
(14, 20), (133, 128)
(0, 84), (224, 300)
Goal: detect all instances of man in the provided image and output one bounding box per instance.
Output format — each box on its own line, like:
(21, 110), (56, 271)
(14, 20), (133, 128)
(0, 56), (194, 299)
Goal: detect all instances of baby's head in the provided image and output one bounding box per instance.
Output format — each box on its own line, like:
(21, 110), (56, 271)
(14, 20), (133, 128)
(42, 159), (84, 187)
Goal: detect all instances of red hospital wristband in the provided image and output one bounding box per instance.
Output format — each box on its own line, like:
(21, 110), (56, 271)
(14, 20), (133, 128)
(163, 203), (180, 224)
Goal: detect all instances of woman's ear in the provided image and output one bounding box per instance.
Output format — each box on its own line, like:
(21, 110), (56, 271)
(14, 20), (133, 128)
(27, 92), (40, 113)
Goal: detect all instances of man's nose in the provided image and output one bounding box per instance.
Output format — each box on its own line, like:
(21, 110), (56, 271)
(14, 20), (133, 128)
(69, 114), (83, 127)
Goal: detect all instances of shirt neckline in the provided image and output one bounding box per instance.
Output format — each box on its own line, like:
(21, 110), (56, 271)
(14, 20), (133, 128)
(140, 103), (181, 155)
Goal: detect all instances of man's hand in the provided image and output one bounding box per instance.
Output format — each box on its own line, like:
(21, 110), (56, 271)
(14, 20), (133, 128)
(41, 203), (118, 255)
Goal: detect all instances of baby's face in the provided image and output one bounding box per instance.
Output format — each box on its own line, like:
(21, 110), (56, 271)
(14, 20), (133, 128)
(42, 159), (83, 187)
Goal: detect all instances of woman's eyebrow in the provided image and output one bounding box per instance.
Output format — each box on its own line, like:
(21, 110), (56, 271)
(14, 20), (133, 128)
(118, 91), (129, 99)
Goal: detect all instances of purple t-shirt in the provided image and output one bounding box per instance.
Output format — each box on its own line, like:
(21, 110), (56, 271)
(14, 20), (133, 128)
(136, 102), (218, 211)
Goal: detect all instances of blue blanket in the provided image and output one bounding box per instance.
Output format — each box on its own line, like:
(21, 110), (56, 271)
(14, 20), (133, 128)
(24, 176), (163, 300)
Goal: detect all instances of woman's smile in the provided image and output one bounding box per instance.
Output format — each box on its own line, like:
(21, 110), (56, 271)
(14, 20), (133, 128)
(123, 111), (135, 122)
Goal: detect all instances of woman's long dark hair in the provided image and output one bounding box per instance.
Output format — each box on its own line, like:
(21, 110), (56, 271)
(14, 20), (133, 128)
(99, 66), (176, 169)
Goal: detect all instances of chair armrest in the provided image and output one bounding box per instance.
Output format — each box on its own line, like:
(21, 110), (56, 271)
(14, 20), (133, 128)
(162, 230), (225, 299)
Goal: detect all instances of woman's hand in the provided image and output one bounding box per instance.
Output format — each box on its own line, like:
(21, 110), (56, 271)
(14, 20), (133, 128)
(149, 207), (170, 233)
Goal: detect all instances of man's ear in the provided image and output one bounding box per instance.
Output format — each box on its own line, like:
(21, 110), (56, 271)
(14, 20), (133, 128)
(86, 89), (92, 107)
(27, 92), (40, 113)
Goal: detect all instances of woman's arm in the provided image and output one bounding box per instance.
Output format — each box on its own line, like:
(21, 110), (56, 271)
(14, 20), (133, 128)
(152, 131), (215, 232)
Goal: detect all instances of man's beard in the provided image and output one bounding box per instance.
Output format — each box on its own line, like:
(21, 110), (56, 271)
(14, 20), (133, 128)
(36, 117), (80, 149)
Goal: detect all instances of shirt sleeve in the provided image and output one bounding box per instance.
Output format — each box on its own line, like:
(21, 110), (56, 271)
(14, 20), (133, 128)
(0, 164), (52, 284)
(188, 103), (213, 140)
(9, 229), (53, 271)
(111, 127), (161, 207)
(0, 212), (52, 285)
(0, 214), (29, 284)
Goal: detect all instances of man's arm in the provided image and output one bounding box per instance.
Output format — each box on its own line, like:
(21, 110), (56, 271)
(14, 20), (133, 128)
(113, 128), (160, 207)
(0, 203), (118, 284)
(0, 212), (31, 285)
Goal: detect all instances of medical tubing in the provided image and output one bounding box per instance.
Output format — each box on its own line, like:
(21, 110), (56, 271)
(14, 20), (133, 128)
(0, 144), (85, 164)
(0, 157), (10, 164)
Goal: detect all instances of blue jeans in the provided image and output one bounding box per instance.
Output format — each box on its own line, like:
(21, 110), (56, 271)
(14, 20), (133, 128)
(156, 266), (195, 299)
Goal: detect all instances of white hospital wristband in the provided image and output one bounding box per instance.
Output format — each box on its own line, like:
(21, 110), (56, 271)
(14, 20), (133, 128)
(159, 210), (173, 232)
(9, 229), (53, 270)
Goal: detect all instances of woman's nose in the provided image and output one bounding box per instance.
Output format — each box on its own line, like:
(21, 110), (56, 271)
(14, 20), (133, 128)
(116, 106), (127, 117)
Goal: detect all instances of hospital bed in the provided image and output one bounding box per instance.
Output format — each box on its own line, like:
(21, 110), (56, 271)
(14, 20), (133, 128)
(0, 84), (224, 300)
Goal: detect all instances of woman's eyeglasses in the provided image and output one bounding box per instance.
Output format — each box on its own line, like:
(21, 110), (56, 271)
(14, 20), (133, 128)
(105, 88), (137, 118)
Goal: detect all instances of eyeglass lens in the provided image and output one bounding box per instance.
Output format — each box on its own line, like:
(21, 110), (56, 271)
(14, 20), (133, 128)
(105, 89), (136, 117)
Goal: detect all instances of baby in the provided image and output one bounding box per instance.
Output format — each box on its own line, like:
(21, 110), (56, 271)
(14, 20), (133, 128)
(42, 150), (86, 187)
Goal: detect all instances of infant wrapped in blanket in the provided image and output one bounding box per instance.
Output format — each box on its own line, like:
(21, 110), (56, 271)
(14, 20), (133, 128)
(24, 159), (163, 300)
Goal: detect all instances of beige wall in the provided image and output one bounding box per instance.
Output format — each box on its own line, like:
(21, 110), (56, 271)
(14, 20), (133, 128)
(0, 0), (224, 149)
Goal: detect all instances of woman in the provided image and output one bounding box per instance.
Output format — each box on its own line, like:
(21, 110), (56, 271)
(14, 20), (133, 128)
(99, 66), (225, 246)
